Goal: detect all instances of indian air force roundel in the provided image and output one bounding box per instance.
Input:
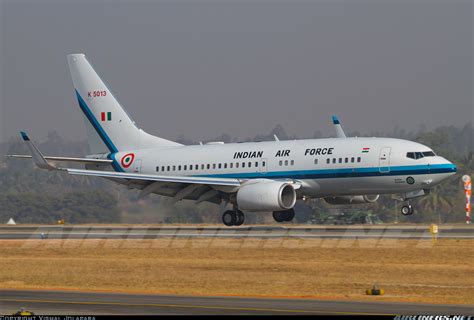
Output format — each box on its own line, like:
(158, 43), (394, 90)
(121, 153), (135, 168)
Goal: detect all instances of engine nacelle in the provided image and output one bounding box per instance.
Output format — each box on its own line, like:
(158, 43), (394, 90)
(237, 181), (296, 212)
(324, 195), (380, 205)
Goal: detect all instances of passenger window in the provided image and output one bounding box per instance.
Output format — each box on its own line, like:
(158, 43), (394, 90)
(290, 160), (294, 166)
(285, 160), (288, 166)
(262, 161), (266, 167)
(167, 166), (170, 171)
(279, 160), (283, 166)
(178, 165), (181, 171)
(357, 157), (361, 163)
(156, 166), (159, 172)
(332, 158), (336, 164)
(201, 164), (204, 170)
(173, 165), (176, 171)
(213, 164), (216, 169)
(314, 159), (318, 165)
(184, 165), (187, 170)
(207, 164), (210, 169)
(351, 157), (354, 163)
(236, 163), (239, 168)
(224, 163), (227, 169)
(255, 162), (258, 167)
(339, 158), (342, 163)
(327, 159), (330, 164)
(230, 163), (233, 169)
(218, 163), (222, 169)
(248, 162), (252, 167)
(242, 162), (246, 168)
(195, 165), (199, 170)
(345, 158), (348, 163)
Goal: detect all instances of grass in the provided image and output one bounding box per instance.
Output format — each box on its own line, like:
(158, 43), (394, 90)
(0, 238), (473, 305)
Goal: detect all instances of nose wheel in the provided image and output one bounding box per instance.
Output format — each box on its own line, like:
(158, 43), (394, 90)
(222, 210), (245, 226)
(401, 203), (414, 216)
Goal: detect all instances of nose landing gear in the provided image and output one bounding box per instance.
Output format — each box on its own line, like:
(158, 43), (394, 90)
(401, 203), (414, 216)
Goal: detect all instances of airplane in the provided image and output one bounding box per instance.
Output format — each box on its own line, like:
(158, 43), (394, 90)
(8, 54), (457, 226)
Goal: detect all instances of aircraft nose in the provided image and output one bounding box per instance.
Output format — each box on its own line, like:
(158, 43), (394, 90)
(446, 160), (457, 174)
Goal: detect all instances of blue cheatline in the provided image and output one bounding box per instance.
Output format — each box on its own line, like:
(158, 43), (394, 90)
(197, 163), (456, 180)
(75, 90), (124, 172)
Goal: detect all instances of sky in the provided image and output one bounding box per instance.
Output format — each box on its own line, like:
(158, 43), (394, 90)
(0, 0), (472, 143)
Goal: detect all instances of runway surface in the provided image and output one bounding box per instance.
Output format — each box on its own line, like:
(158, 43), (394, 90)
(1, 290), (473, 315)
(0, 225), (473, 240)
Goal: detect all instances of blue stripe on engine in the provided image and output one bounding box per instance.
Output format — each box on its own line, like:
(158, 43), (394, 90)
(197, 163), (456, 180)
(75, 90), (124, 172)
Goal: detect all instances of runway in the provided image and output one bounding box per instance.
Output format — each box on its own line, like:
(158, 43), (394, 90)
(0, 225), (473, 240)
(1, 290), (473, 315)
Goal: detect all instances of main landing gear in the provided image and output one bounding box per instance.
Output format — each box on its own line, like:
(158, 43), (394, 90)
(400, 202), (414, 216)
(222, 210), (245, 226)
(272, 208), (295, 223)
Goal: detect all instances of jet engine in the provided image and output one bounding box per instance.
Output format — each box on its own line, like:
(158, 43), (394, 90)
(324, 195), (380, 205)
(236, 181), (296, 212)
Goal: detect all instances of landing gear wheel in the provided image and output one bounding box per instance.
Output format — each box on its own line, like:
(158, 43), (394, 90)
(222, 210), (237, 226)
(401, 204), (414, 216)
(284, 209), (295, 222)
(235, 210), (245, 226)
(273, 211), (286, 223)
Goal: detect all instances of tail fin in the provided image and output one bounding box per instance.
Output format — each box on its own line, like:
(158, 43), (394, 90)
(67, 54), (181, 154)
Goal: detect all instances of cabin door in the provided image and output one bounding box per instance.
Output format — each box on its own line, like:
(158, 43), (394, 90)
(379, 147), (391, 173)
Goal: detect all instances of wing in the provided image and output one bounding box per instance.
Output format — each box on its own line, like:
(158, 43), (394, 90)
(11, 131), (242, 204)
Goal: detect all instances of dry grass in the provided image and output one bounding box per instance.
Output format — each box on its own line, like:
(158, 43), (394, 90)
(0, 238), (473, 305)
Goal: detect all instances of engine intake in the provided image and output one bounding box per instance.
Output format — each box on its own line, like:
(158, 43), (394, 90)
(237, 181), (296, 212)
(324, 195), (380, 205)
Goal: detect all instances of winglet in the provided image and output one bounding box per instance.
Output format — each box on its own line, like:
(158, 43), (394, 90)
(20, 131), (30, 141)
(331, 115), (347, 138)
(19, 131), (57, 170)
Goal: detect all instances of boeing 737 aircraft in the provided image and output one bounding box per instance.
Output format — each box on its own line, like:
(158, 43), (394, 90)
(9, 54), (457, 226)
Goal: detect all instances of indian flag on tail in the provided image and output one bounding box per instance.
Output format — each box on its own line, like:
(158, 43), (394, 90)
(101, 112), (112, 122)
(362, 147), (370, 153)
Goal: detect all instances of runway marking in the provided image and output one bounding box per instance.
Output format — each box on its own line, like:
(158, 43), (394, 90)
(0, 298), (392, 315)
(1, 232), (473, 239)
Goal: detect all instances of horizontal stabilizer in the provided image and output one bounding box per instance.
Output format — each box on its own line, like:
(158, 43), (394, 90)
(6, 154), (113, 165)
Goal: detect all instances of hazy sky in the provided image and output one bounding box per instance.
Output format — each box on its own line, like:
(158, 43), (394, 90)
(0, 0), (472, 143)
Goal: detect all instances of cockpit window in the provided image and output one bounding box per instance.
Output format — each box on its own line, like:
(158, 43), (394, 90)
(407, 151), (436, 160)
(422, 151), (436, 157)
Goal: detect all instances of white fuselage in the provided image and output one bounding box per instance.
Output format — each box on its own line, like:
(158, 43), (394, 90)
(109, 137), (456, 199)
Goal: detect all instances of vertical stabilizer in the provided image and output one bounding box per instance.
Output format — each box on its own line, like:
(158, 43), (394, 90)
(67, 54), (181, 154)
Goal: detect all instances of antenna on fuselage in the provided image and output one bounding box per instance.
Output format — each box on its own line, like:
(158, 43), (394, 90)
(332, 115), (347, 138)
(273, 134), (280, 141)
